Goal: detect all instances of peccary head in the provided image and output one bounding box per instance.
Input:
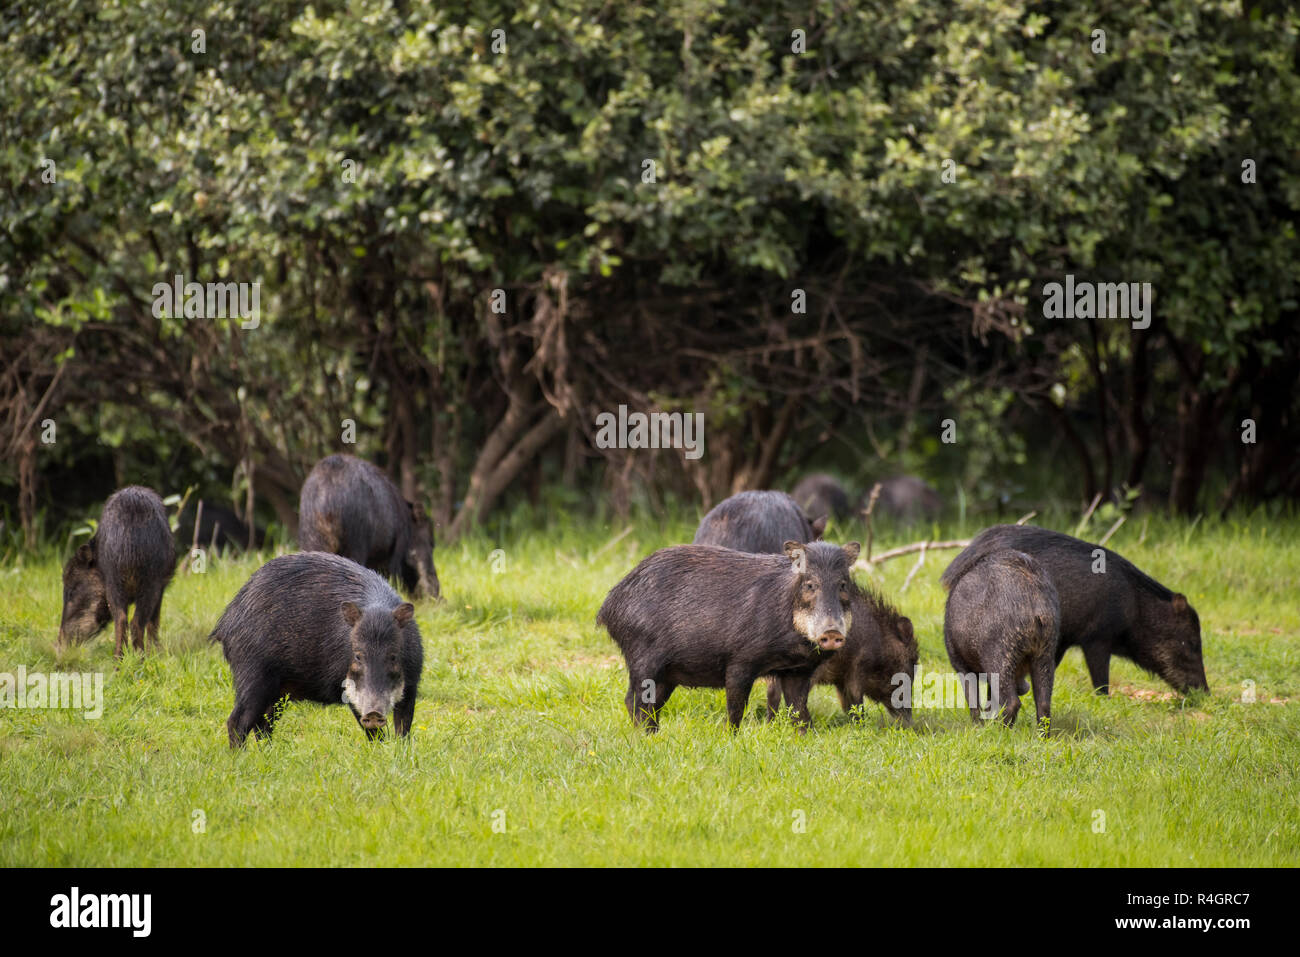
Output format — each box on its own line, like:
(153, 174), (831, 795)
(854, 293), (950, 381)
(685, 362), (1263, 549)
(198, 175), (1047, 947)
(340, 601), (414, 733)
(403, 501), (440, 601)
(784, 540), (860, 651)
(57, 539), (110, 648)
(1139, 592), (1209, 694)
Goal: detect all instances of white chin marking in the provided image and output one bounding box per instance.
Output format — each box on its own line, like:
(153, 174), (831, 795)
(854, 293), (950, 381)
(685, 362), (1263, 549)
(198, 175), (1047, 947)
(341, 676), (404, 713)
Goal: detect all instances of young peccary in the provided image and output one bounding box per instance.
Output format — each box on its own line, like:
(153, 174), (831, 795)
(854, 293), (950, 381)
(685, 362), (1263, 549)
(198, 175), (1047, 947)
(211, 552), (424, 747)
(767, 584), (917, 725)
(693, 490), (826, 554)
(299, 454), (439, 600)
(57, 485), (176, 659)
(598, 541), (860, 731)
(942, 524), (1208, 695)
(943, 549), (1059, 728)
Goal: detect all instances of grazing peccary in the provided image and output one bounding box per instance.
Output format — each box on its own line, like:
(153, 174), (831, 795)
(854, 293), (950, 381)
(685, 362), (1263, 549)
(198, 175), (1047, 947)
(767, 584), (917, 724)
(598, 541), (860, 731)
(943, 549), (1059, 728)
(176, 499), (266, 553)
(57, 486), (176, 659)
(865, 476), (942, 523)
(692, 490), (826, 554)
(211, 552), (423, 747)
(298, 454), (439, 600)
(942, 524), (1208, 695)
(791, 473), (853, 523)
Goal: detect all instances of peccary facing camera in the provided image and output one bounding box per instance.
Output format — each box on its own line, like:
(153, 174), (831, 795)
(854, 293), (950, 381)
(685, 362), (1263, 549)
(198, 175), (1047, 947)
(210, 552), (424, 747)
(598, 541), (859, 731)
(767, 584), (918, 725)
(692, 490), (827, 554)
(298, 454), (439, 600)
(58, 485), (176, 659)
(943, 524), (1208, 695)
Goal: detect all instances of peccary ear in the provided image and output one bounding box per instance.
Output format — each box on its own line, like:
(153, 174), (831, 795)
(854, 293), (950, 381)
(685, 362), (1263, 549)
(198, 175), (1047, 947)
(76, 542), (95, 565)
(340, 601), (363, 627)
(842, 541), (861, 564)
(1172, 593), (1188, 613)
(810, 515), (828, 539)
(784, 541), (806, 571)
(392, 603), (415, 626)
(899, 618), (914, 642)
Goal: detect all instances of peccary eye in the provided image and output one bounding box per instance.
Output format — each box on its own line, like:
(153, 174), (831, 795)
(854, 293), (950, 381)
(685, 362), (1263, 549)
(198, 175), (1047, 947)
(354, 653), (362, 663)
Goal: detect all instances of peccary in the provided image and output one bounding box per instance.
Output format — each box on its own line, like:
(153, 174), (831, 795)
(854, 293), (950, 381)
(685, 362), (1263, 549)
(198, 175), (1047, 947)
(767, 584), (917, 724)
(597, 541), (860, 731)
(57, 486), (176, 659)
(210, 552), (424, 747)
(791, 474), (854, 523)
(865, 476), (942, 523)
(298, 454), (439, 600)
(943, 548), (1059, 728)
(693, 490), (826, 554)
(942, 524), (1208, 695)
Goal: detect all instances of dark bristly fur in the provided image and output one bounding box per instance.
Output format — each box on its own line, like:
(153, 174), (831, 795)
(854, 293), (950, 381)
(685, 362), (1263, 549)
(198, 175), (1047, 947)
(767, 582), (918, 724)
(944, 548), (1060, 728)
(210, 552), (423, 747)
(791, 473), (853, 522)
(597, 541), (859, 732)
(298, 453), (440, 600)
(942, 524), (1208, 695)
(692, 490), (826, 554)
(58, 485), (176, 659)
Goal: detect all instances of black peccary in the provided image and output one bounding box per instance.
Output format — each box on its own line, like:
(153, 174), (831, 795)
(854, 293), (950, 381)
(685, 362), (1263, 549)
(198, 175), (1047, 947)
(943, 548), (1059, 728)
(942, 524), (1208, 695)
(692, 490), (827, 554)
(210, 552), (423, 747)
(864, 475), (942, 523)
(791, 473), (854, 523)
(298, 454), (439, 600)
(597, 540), (860, 731)
(57, 485), (176, 659)
(176, 499), (266, 553)
(767, 584), (917, 725)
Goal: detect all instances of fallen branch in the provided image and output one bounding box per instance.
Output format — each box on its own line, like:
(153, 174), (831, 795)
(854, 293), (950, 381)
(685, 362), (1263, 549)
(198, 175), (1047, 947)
(1074, 492), (1102, 537)
(591, 525), (634, 559)
(1097, 514), (1126, 547)
(854, 537), (971, 574)
(900, 541), (928, 592)
(860, 482), (882, 562)
(1015, 510), (1037, 526)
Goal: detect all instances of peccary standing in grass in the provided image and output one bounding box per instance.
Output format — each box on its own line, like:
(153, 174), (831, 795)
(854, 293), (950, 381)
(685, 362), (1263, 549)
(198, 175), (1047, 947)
(864, 476), (943, 523)
(211, 552), (423, 747)
(942, 524), (1208, 695)
(767, 584), (918, 725)
(597, 541), (860, 731)
(791, 474), (853, 523)
(57, 485), (176, 659)
(943, 548), (1059, 728)
(298, 454), (439, 600)
(693, 490), (826, 554)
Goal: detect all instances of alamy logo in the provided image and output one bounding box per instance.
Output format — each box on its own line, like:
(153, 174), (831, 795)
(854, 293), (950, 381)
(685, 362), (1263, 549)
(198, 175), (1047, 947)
(151, 274), (261, 328)
(0, 667), (102, 718)
(1042, 274), (1152, 329)
(49, 887), (151, 937)
(890, 664), (1002, 715)
(594, 404), (705, 460)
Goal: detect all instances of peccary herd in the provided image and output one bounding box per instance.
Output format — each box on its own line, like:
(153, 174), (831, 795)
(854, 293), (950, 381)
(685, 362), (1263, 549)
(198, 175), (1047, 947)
(55, 464), (1209, 745)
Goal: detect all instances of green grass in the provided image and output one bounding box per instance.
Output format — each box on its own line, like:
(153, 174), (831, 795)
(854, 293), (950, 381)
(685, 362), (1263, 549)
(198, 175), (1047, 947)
(1, 511), (1297, 866)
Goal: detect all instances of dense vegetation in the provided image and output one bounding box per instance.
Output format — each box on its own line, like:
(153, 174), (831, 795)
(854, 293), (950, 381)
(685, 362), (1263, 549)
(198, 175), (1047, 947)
(3, 1), (1298, 547)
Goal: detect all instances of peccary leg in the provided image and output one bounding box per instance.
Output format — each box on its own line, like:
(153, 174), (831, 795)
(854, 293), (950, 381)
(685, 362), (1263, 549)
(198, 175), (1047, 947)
(111, 607), (130, 660)
(1031, 653), (1054, 735)
(626, 674), (672, 732)
(135, 581), (165, 651)
(393, 685), (417, 737)
(1082, 641), (1111, 695)
(764, 678), (784, 721)
(949, 647), (982, 722)
(723, 669), (758, 730)
(997, 665), (1021, 728)
(228, 678), (280, 748)
(781, 675), (814, 732)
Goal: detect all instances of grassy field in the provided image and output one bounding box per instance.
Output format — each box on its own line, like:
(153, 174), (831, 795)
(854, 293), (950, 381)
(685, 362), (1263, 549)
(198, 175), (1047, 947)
(1, 510), (1297, 866)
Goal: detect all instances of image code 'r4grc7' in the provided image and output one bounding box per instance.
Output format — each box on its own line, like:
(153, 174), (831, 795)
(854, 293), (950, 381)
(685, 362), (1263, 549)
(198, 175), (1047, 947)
(597, 540), (860, 732)
(210, 552), (424, 747)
